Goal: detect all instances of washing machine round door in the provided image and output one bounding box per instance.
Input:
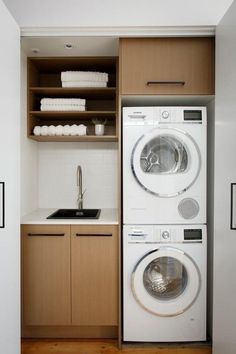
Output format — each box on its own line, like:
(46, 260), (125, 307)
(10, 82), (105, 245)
(132, 247), (200, 317)
(131, 128), (201, 197)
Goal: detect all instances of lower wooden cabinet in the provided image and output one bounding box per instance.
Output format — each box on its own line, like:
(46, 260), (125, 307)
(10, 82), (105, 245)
(22, 224), (71, 326)
(71, 225), (118, 326)
(21, 223), (118, 337)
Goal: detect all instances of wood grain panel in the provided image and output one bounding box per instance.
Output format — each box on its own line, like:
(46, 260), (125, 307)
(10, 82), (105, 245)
(21, 339), (212, 354)
(22, 326), (118, 338)
(120, 37), (215, 95)
(22, 224), (71, 326)
(71, 225), (118, 326)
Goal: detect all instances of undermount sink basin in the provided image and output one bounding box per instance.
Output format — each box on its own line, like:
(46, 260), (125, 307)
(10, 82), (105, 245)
(47, 209), (101, 219)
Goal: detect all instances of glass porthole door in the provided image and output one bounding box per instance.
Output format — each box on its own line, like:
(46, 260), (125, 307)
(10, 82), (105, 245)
(132, 247), (200, 317)
(131, 128), (201, 197)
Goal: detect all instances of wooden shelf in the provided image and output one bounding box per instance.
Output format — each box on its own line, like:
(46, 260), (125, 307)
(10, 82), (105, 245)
(30, 111), (116, 118)
(27, 56), (119, 142)
(29, 87), (117, 99)
(29, 135), (118, 142)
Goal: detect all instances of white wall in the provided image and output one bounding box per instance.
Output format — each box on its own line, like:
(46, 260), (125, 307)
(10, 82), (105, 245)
(3, 0), (234, 27)
(213, 0), (236, 353)
(0, 1), (20, 353)
(38, 143), (118, 209)
(20, 50), (38, 216)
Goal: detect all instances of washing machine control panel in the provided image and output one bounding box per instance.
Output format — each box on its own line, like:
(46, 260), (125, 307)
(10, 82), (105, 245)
(125, 226), (204, 244)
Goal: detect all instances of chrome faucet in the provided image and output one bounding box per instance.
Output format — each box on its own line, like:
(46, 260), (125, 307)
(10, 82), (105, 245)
(76, 165), (85, 209)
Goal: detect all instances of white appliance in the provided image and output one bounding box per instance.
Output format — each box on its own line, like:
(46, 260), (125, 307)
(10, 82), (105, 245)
(123, 106), (207, 224)
(123, 224), (206, 342)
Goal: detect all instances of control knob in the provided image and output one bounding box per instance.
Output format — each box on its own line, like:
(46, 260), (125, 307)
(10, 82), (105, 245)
(162, 231), (170, 239)
(161, 110), (170, 119)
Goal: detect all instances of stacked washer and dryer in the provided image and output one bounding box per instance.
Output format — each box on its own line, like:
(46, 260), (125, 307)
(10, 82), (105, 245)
(122, 106), (207, 342)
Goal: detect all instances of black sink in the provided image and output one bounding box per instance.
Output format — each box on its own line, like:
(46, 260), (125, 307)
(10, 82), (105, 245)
(47, 209), (101, 219)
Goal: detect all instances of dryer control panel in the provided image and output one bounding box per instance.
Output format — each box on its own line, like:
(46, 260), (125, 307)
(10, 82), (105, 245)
(123, 106), (206, 126)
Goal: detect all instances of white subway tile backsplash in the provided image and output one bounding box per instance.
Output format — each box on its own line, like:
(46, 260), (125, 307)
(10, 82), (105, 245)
(38, 142), (118, 209)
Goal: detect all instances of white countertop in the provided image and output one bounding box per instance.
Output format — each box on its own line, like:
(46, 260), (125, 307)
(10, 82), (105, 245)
(21, 208), (118, 225)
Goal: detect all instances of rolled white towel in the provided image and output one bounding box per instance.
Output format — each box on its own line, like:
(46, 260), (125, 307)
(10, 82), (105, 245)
(62, 81), (107, 88)
(55, 125), (63, 136)
(61, 71), (108, 82)
(48, 125), (56, 136)
(63, 125), (72, 136)
(40, 104), (86, 111)
(70, 124), (78, 136)
(77, 124), (87, 136)
(41, 126), (48, 136)
(33, 126), (41, 136)
(40, 98), (86, 105)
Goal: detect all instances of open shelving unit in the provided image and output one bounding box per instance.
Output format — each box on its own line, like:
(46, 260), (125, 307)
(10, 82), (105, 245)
(27, 57), (119, 142)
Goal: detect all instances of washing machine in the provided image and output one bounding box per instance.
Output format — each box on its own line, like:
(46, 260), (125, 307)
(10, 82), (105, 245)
(123, 224), (206, 342)
(123, 106), (207, 224)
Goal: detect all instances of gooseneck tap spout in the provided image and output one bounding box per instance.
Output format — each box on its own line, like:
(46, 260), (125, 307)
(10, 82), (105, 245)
(77, 165), (84, 209)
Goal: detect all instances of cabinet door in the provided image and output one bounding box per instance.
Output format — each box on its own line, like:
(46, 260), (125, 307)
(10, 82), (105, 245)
(22, 224), (71, 326)
(120, 37), (215, 95)
(71, 225), (118, 326)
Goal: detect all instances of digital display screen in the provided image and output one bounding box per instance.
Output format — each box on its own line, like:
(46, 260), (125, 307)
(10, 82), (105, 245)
(184, 110), (202, 121)
(184, 229), (202, 240)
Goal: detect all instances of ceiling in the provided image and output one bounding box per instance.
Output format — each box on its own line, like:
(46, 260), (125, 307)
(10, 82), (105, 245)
(21, 37), (120, 56)
(6, 0), (234, 57)
(3, 0), (235, 28)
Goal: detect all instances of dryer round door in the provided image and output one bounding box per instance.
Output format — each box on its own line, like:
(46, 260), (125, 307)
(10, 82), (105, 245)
(131, 128), (201, 197)
(132, 247), (201, 317)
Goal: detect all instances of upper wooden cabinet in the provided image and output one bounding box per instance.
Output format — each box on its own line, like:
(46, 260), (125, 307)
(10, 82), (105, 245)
(119, 37), (215, 95)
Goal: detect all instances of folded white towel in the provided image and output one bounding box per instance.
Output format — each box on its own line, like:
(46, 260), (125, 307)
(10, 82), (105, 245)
(55, 125), (63, 136)
(40, 104), (86, 111)
(61, 71), (108, 82)
(41, 126), (48, 136)
(40, 98), (86, 105)
(77, 124), (87, 136)
(33, 126), (41, 136)
(62, 81), (107, 88)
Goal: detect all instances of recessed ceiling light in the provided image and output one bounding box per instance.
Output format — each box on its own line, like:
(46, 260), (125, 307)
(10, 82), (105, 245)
(31, 48), (40, 54)
(64, 43), (73, 49)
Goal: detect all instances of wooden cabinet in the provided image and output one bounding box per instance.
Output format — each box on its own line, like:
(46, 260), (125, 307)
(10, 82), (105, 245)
(71, 225), (118, 326)
(28, 57), (118, 142)
(120, 37), (215, 95)
(22, 223), (118, 337)
(22, 224), (71, 326)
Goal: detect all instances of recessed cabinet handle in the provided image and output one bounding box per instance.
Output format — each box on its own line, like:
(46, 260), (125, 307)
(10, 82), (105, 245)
(76, 233), (112, 237)
(146, 81), (185, 86)
(28, 233), (65, 237)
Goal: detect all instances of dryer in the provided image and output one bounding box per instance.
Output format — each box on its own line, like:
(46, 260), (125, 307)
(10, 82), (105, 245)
(123, 106), (207, 224)
(123, 224), (207, 342)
